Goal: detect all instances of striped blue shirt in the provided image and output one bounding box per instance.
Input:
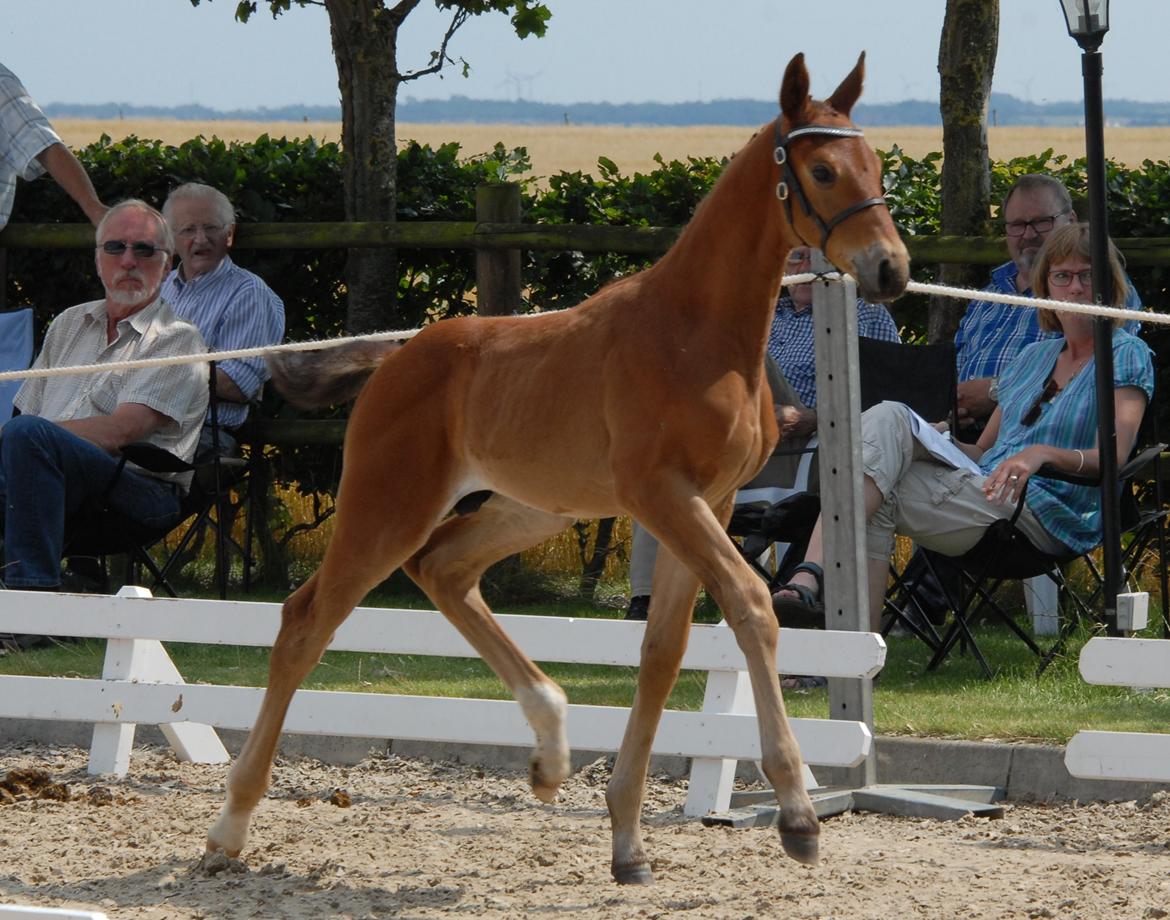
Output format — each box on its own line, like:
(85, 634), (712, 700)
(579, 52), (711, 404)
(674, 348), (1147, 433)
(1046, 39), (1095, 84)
(980, 330), (1154, 554)
(161, 256), (284, 428)
(955, 260), (1143, 383)
(767, 295), (901, 407)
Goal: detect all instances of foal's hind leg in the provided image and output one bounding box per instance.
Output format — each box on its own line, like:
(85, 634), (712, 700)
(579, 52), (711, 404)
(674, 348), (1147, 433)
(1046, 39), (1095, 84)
(405, 497), (575, 802)
(206, 482), (449, 857)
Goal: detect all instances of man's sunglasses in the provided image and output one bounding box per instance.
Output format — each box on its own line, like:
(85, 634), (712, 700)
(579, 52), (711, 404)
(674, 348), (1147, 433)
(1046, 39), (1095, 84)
(98, 240), (167, 259)
(1021, 376), (1060, 426)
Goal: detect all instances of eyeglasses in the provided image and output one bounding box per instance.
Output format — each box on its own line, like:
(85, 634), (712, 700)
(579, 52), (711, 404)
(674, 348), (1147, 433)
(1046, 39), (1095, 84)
(1004, 211), (1069, 237)
(1021, 376), (1060, 426)
(1047, 269), (1093, 288)
(786, 250), (811, 267)
(175, 223), (225, 238)
(98, 240), (167, 259)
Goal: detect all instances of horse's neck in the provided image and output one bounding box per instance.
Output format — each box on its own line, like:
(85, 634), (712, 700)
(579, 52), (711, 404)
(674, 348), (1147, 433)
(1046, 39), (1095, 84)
(649, 126), (792, 363)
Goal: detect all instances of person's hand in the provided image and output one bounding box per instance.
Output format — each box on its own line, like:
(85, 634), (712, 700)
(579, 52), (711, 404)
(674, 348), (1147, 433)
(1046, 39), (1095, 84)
(957, 378), (996, 425)
(777, 405), (817, 440)
(982, 447), (1044, 506)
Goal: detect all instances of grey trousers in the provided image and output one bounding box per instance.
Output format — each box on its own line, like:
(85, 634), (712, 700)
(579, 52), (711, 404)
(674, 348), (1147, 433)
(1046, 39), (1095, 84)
(861, 401), (1065, 562)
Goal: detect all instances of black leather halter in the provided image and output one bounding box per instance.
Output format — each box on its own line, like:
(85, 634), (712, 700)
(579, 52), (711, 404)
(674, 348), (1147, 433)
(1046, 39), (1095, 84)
(773, 121), (887, 251)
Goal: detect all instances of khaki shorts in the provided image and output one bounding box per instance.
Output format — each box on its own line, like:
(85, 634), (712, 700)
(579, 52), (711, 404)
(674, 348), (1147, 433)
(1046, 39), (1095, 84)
(860, 401), (1065, 562)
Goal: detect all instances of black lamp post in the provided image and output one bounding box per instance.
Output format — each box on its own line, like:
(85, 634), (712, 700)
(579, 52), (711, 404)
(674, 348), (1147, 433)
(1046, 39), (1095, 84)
(1060, 0), (1121, 630)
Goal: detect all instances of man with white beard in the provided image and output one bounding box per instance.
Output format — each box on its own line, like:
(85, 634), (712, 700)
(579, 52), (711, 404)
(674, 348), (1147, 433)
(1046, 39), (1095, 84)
(0, 199), (206, 612)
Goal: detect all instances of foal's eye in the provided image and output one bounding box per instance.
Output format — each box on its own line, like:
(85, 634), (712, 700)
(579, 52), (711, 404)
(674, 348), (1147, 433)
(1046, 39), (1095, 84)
(810, 164), (834, 184)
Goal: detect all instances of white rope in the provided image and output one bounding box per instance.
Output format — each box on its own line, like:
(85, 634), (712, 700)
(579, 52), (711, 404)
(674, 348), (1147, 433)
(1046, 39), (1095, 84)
(0, 272), (1162, 384)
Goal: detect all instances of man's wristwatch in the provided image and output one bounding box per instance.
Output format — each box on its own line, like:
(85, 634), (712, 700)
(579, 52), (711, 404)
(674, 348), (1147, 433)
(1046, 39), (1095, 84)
(988, 377), (999, 403)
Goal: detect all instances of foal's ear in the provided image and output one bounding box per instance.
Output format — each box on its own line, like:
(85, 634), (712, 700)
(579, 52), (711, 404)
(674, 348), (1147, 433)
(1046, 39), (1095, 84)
(780, 52), (811, 122)
(827, 52), (866, 116)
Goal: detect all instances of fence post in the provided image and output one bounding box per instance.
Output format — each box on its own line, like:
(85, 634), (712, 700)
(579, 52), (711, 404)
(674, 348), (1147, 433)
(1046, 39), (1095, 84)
(475, 183), (522, 315)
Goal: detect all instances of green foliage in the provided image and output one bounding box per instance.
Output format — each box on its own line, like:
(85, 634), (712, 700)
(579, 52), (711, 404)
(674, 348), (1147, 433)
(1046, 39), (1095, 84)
(9, 132), (1170, 578)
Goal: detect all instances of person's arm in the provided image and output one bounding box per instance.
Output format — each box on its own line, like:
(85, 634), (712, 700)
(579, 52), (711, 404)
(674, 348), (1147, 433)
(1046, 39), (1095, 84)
(956, 376), (997, 428)
(980, 387), (1148, 506)
(213, 368), (248, 403)
(35, 143), (107, 226)
(776, 404), (817, 440)
(56, 402), (170, 454)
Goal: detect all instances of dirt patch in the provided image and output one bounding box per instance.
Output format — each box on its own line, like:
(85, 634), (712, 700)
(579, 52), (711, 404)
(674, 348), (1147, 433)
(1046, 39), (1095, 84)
(1, 742), (1169, 919)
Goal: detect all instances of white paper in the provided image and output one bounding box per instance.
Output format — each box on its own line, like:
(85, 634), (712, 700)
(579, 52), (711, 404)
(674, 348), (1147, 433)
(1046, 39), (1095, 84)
(904, 405), (983, 475)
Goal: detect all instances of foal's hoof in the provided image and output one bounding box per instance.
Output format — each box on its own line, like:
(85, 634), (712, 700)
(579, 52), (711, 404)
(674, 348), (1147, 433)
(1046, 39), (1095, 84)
(611, 861), (654, 885)
(529, 759), (563, 803)
(779, 828), (820, 866)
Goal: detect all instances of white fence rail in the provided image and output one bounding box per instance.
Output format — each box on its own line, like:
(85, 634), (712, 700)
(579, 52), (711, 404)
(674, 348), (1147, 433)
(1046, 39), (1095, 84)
(0, 587), (885, 816)
(1065, 637), (1170, 783)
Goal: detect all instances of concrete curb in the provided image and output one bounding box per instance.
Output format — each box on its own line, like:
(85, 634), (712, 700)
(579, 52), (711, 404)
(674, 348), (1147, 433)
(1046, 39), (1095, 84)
(3, 718), (1168, 804)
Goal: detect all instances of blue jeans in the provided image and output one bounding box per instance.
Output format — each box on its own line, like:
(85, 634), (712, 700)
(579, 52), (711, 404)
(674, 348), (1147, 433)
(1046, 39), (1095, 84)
(0, 415), (182, 588)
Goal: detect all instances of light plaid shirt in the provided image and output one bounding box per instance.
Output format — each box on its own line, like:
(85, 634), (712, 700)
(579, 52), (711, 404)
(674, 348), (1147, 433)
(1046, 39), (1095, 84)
(0, 63), (60, 230)
(14, 297), (209, 488)
(161, 256), (285, 428)
(955, 260), (1143, 383)
(767, 295), (901, 407)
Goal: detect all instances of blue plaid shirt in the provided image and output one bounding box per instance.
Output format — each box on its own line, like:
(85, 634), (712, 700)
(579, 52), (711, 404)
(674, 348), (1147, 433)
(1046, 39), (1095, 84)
(767, 296), (900, 407)
(161, 256), (285, 428)
(955, 261), (1143, 383)
(981, 330), (1154, 554)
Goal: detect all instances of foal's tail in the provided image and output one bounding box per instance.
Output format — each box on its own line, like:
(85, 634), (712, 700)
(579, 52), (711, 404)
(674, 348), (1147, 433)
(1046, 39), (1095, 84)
(266, 340), (402, 408)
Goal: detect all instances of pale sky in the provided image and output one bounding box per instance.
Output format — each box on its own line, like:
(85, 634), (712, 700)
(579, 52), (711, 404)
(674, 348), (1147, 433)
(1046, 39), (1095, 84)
(4, 1), (1167, 113)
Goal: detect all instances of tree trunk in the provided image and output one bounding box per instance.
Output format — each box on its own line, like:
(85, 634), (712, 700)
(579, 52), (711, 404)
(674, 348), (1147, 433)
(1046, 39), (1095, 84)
(931, 0), (999, 344)
(325, 0), (410, 334)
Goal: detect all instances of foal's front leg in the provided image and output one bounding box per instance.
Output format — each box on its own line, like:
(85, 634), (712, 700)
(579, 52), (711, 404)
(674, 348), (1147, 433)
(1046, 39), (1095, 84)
(606, 543), (701, 884)
(625, 492), (820, 874)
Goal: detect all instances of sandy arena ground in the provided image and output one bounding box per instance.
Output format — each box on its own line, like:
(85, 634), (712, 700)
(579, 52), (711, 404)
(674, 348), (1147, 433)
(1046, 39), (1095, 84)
(2, 742), (1169, 919)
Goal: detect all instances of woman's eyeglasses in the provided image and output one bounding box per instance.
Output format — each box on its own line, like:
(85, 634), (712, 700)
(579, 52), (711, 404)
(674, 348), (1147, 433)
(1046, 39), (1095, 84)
(98, 240), (166, 259)
(1047, 269), (1092, 288)
(1021, 376), (1060, 426)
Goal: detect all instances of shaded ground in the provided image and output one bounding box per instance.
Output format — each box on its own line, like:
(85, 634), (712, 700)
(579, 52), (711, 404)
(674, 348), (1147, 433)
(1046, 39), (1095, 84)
(1, 742), (1169, 919)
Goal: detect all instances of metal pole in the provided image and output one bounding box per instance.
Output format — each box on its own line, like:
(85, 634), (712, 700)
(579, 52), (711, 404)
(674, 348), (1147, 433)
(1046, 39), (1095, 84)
(1081, 48), (1122, 631)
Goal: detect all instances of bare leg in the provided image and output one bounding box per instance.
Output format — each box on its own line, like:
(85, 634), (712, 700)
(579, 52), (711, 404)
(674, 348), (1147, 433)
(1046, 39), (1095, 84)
(405, 497), (575, 802)
(775, 475), (888, 630)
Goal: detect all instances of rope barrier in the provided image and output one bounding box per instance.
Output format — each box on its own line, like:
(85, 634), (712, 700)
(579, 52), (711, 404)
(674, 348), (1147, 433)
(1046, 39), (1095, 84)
(0, 273), (1163, 384)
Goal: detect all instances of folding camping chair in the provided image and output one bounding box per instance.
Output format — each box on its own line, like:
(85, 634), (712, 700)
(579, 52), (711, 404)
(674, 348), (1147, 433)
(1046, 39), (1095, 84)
(921, 440), (1167, 678)
(0, 308), (33, 425)
(62, 363), (251, 598)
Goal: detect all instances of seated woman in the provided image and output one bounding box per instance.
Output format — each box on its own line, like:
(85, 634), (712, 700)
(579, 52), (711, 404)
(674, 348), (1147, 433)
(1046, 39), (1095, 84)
(772, 222), (1155, 632)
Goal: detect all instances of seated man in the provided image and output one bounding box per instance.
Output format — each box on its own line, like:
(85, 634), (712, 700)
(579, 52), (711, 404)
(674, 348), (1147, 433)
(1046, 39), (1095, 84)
(626, 248), (901, 621)
(161, 182), (285, 456)
(1, 199), (207, 607)
(955, 173), (1142, 438)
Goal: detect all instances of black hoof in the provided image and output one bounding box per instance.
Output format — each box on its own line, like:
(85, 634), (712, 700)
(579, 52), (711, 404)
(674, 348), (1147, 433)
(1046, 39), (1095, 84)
(612, 861), (654, 885)
(780, 828), (820, 865)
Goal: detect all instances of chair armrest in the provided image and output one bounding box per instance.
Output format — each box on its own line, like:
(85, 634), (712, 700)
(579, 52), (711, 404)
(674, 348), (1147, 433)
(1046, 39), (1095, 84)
(120, 442), (195, 474)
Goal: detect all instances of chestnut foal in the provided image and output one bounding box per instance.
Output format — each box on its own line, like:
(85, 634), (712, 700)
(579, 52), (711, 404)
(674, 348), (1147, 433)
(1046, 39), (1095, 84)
(207, 52), (909, 885)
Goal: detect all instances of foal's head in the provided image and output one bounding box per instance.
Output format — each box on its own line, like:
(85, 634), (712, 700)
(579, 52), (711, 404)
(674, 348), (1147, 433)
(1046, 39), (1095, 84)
(775, 53), (910, 303)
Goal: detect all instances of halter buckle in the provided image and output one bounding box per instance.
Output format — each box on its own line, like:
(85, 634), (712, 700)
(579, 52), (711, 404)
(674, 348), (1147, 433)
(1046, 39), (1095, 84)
(773, 146), (787, 166)
(776, 181), (789, 202)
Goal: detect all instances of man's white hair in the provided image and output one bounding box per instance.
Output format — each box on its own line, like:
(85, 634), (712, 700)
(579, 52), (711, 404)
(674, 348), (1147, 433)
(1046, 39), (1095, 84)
(162, 182), (236, 227)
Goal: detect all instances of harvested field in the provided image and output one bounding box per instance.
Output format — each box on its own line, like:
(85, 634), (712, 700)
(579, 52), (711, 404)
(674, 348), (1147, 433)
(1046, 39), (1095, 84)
(2, 742), (1170, 919)
(53, 119), (1170, 182)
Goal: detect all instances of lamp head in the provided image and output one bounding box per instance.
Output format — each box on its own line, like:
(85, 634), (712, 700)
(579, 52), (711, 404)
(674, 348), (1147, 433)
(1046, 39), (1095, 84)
(1060, 0), (1109, 51)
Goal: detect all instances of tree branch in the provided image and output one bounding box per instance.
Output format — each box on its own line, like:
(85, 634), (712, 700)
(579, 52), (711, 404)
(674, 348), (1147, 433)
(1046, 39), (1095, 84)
(400, 6), (472, 83)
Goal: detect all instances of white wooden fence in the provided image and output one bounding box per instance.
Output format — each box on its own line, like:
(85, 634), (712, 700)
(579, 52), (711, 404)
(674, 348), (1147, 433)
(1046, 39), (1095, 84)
(1065, 636), (1170, 783)
(0, 586), (885, 817)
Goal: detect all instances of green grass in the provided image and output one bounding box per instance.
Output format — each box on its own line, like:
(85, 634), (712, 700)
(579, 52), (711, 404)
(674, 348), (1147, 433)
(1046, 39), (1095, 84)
(4, 592), (1169, 746)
